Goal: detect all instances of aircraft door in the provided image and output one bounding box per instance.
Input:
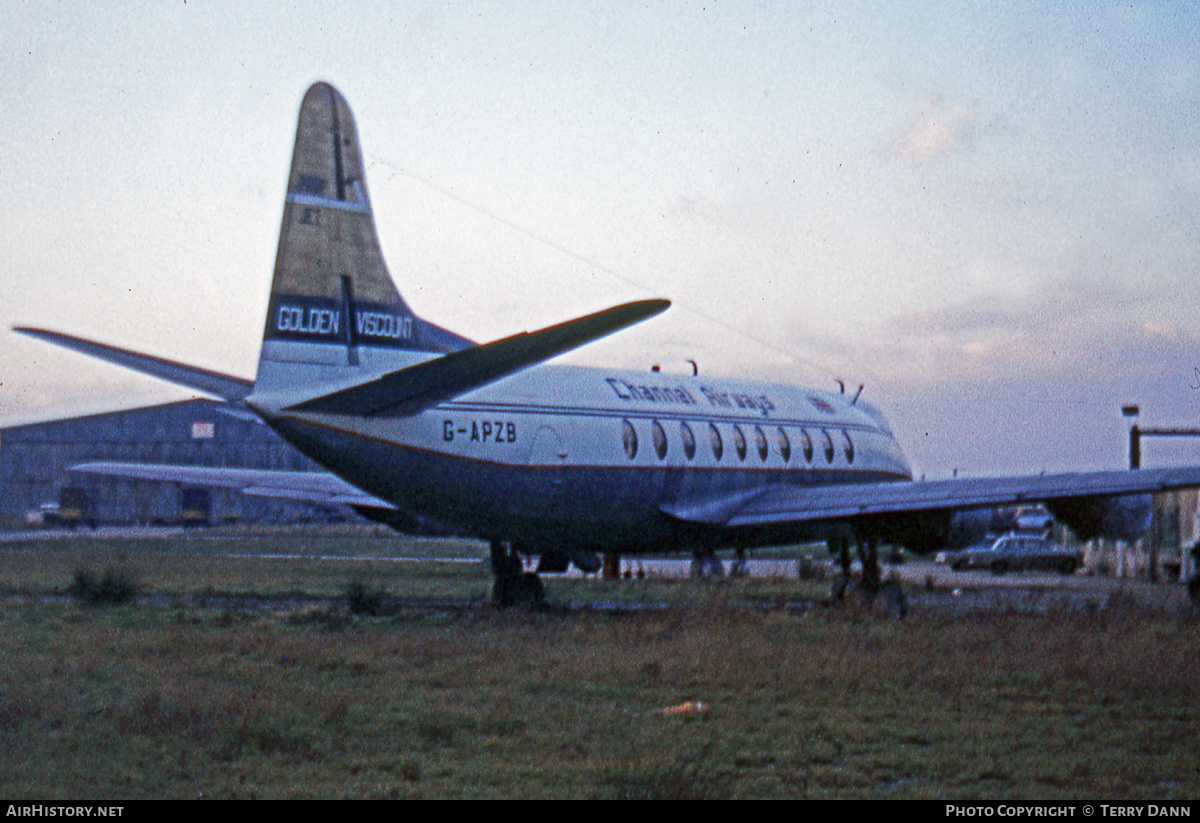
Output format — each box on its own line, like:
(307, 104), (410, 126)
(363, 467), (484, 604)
(507, 425), (566, 519)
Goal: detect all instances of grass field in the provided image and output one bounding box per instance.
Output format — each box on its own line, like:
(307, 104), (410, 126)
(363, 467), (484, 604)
(0, 530), (1197, 799)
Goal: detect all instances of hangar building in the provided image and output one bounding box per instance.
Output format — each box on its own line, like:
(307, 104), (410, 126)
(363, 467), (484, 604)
(0, 399), (336, 528)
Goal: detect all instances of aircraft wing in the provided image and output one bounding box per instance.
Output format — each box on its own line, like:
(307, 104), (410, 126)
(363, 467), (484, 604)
(283, 299), (670, 417)
(660, 466), (1200, 527)
(14, 328), (254, 402)
(69, 462), (395, 509)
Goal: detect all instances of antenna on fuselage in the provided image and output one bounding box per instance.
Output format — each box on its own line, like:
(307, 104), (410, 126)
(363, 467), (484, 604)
(686, 359), (698, 376)
(851, 384), (863, 405)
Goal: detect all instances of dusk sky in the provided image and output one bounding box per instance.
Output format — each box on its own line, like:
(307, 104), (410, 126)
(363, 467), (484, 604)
(4, 2), (1200, 477)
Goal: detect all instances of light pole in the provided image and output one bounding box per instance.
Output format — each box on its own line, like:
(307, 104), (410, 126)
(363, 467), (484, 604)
(1121, 405), (1140, 470)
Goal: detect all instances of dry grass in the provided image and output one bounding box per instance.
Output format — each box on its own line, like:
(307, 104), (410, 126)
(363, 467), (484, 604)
(0, 532), (1196, 798)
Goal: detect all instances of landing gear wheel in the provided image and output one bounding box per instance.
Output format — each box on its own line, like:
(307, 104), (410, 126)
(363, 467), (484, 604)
(729, 548), (748, 578)
(518, 572), (544, 606)
(881, 580), (908, 619)
(857, 537), (881, 597)
(690, 552), (724, 578)
(493, 571), (546, 608)
(490, 539), (545, 609)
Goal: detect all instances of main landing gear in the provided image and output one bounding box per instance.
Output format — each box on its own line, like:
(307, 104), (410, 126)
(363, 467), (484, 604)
(829, 535), (907, 618)
(490, 539), (545, 608)
(690, 548), (725, 578)
(689, 547), (750, 578)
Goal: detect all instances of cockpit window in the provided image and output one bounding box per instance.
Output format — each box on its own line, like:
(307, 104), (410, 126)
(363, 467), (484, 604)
(776, 427), (791, 463)
(841, 429), (855, 464)
(733, 425), (747, 461)
(754, 426), (768, 461)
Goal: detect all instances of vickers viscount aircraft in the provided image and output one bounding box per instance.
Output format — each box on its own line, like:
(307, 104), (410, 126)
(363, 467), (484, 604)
(18, 82), (1200, 605)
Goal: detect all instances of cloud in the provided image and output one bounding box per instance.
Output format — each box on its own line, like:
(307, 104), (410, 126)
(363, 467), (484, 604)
(889, 95), (976, 165)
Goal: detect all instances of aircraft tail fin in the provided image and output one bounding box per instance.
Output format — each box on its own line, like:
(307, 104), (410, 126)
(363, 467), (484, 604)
(256, 83), (471, 392)
(17, 85), (667, 420)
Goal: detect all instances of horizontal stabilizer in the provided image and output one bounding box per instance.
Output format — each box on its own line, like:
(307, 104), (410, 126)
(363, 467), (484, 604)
(15, 328), (254, 402)
(283, 299), (670, 417)
(662, 466), (1200, 527)
(70, 462), (394, 509)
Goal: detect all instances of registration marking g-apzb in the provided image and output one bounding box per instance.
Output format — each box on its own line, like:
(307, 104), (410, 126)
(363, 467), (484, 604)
(443, 419), (518, 444)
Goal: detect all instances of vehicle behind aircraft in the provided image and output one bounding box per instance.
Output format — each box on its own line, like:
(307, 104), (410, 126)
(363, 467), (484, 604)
(939, 534), (1081, 576)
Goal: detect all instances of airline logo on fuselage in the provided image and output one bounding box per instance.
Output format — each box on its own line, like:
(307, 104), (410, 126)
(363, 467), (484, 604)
(700, 385), (775, 414)
(606, 378), (697, 406)
(606, 377), (776, 414)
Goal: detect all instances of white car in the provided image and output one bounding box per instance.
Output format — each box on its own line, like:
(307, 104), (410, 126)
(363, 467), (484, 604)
(940, 535), (1079, 576)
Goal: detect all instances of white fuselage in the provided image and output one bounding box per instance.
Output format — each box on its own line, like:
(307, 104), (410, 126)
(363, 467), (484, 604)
(250, 361), (913, 553)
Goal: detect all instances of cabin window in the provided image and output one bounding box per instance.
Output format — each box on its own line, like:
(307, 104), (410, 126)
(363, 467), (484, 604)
(754, 426), (768, 461)
(652, 420), (668, 460)
(680, 422), (696, 460)
(821, 429), (835, 464)
(842, 430), (855, 464)
(732, 425), (747, 461)
(709, 423), (723, 460)
(776, 427), (791, 463)
(800, 429), (813, 463)
(622, 419), (638, 460)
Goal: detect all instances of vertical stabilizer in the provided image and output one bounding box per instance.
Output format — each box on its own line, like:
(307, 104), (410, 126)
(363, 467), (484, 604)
(256, 83), (466, 391)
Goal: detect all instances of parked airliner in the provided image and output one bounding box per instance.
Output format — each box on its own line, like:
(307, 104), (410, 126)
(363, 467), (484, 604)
(19, 83), (1200, 604)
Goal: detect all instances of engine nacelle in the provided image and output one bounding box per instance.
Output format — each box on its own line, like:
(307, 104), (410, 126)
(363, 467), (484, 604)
(1044, 494), (1153, 542)
(864, 509), (956, 555)
(869, 506), (1050, 555)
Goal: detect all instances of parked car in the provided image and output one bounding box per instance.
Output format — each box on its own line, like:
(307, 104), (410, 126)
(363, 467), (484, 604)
(939, 534), (1079, 576)
(26, 488), (97, 530)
